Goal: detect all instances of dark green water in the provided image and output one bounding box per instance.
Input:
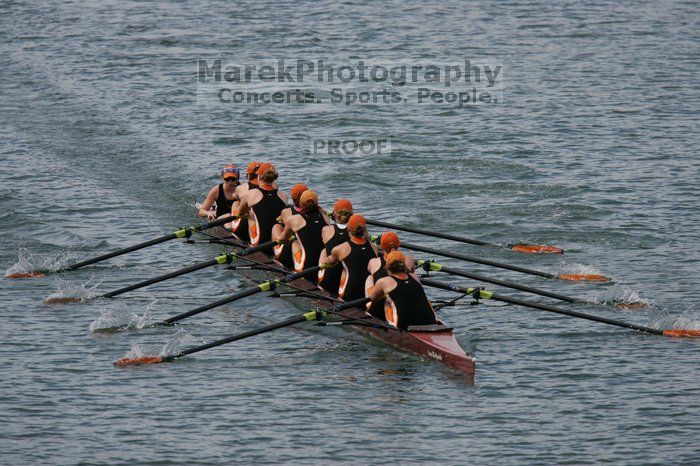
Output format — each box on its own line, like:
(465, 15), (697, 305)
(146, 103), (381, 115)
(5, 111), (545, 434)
(1, 1), (699, 464)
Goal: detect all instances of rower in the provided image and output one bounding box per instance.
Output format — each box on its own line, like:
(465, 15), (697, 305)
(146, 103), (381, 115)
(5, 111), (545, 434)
(364, 231), (415, 319)
(228, 161), (262, 241)
(369, 251), (437, 330)
(317, 199), (353, 293)
(272, 183), (308, 268)
(275, 190), (330, 277)
(236, 163), (288, 249)
(325, 214), (378, 301)
(198, 164), (240, 220)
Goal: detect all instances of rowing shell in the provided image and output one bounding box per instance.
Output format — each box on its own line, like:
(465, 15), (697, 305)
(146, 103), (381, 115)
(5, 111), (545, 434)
(197, 205), (475, 377)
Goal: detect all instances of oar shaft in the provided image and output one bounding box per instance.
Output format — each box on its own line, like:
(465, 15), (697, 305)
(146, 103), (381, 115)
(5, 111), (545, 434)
(161, 264), (322, 325)
(163, 287), (263, 324)
(403, 241), (556, 279)
(61, 216), (233, 272)
(421, 278), (664, 335)
(174, 313), (313, 358)
(428, 262), (577, 303)
(63, 233), (177, 271)
(101, 257), (223, 299)
(366, 219), (492, 246)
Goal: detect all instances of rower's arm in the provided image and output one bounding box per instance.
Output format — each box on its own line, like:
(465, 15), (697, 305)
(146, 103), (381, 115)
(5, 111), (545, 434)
(369, 280), (386, 301)
(198, 187), (218, 218)
(236, 194), (251, 217)
(277, 222), (295, 242)
(325, 247), (341, 267)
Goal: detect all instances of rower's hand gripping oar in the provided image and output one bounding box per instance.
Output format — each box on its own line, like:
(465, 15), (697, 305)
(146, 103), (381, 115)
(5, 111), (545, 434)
(364, 218), (564, 254)
(113, 297), (370, 366)
(396, 239), (610, 282)
(44, 238), (287, 304)
(420, 277), (700, 338)
(6, 216), (236, 279)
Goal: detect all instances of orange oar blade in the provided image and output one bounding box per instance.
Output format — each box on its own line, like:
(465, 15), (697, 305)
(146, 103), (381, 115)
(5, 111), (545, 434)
(558, 273), (610, 282)
(663, 329), (700, 338)
(44, 297), (83, 304)
(511, 244), (564, 254)
(5, 272), (47, 279)
(114, 355), (164, 366)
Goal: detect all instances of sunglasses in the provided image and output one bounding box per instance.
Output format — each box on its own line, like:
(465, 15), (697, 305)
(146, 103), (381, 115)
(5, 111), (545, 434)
(224, 177), (238, 182)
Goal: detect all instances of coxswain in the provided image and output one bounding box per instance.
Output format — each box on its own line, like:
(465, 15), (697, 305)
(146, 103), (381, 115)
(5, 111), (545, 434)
(198, 164), (240, 220)
(324, 214), (378, 301)
(369, 251), (438, 330)
(364, 231), (415, 319)
(272, 183), (308, 267)
(275, 190), (330, 277)
(236, 163), (287, 249)
(317, 199), (353, 293)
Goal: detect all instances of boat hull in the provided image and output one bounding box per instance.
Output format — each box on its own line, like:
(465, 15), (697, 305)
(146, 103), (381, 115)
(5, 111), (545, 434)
(204, 222), (476, 377)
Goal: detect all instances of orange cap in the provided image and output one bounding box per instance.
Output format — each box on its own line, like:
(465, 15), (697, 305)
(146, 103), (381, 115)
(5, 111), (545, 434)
(385, 250), (406, 267)
(300, 189), (318, 206)
(380, 231), (400, 251)
(347, 214), (366, 235)
(246, 161), (262, 175)
(334, 199), (353, 213)
(257, 162), (276, 177)
(290, 183), (309, 201)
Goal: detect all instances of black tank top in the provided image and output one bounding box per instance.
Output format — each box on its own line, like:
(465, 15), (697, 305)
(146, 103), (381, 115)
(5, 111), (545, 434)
(319, 225), (350, 293)
(215, 183), (235, 218)
(387, 274), (436, 330)
(250, 187), (286, 246)
(295, 210), (326, 272)
(340, 239), (377, 301)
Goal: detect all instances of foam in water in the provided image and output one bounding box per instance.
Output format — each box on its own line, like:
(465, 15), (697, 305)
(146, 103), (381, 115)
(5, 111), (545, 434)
(5, 248), (73, 276)
(90, 300), (158, 333)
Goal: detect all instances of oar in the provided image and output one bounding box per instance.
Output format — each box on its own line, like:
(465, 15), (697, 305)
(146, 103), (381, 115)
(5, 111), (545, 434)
(45, 239), (282, 304)
(365, 218), (564, 254)
(418, 259), (645, 309)
(417, 259), (581, 303)
(421, 278), (700, 338)
(101, 263), (329, 332)
(114, 298), (370, 366)
(401, 241), (609, 282)
(6, 216), (236, 279)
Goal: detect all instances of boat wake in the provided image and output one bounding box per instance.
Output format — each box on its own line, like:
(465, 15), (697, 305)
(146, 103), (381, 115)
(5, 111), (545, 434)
(5, 248), (73, 278)
(90, 300), (158, 333)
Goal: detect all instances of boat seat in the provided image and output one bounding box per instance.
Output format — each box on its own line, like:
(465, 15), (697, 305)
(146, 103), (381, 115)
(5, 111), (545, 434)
(406, 324), (453, 333)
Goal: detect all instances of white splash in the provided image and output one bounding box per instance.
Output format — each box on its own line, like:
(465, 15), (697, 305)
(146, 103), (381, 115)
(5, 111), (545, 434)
(46, 277), (102, 304)
(593, 284), (652, 309)
(5, 248), (73, 276)
(557, 262), (606, 277)
(90, 300), (158, 333)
